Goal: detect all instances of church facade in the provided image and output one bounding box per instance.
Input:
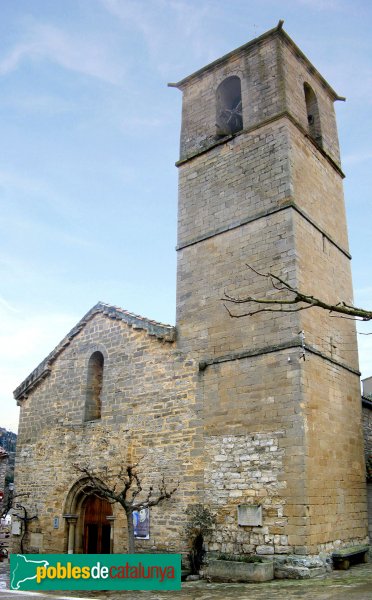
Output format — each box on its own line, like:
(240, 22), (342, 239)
(13, 23), (368, 564)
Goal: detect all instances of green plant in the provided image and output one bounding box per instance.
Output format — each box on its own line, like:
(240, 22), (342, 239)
(185, 504), (216, 574)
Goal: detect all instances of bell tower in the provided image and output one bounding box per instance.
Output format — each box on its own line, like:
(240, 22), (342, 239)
(171, 22), (368, 556)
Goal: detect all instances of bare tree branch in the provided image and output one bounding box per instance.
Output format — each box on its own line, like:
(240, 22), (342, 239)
(13, 502), (37, 553)
(1, 491), (30, 520)
(72, 460), (178, 553)
(223, 264), (372, 322)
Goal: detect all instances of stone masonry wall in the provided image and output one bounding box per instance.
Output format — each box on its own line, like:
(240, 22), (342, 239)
(201, 349), (310, 554)
(177, 207), (299, 357)
(175, 23), (367, 556)
(363, 402), (372, 542)
(302, 358), (368, 552)
(363, 404), (372, 460)
(176, 120), (300, 358)
(293, 225), (367, 550)
(290, 122), (349, 253)
(281, 37), (341, 167)
(291, 115), (368, 551)
(177, 120), (292, 250)
(368, 484), (372, 544)
(204, 432), (289, 555)
(179, 34), (283, 161)
(294, 210), (358, 371)
(14, 312), (201, 555)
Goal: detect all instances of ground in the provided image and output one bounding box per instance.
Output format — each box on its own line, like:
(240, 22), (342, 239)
(1, 559), (372, 600)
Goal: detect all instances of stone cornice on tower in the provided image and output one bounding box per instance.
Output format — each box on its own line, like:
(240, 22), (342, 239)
(169, 21), (345, 102)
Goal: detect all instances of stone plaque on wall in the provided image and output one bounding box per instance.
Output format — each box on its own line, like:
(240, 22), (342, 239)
(238, 504), (262, 527)
(30, 532), (43, 550)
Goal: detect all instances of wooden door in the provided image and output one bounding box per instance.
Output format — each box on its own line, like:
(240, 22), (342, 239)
(83, 496), (112, 554)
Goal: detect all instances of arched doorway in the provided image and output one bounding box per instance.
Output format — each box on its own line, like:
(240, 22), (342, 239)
(63, 478), (115, 554)
(83, 496), (112, 554)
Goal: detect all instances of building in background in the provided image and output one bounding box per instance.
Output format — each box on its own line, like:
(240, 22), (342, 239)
(363, 377), (372, 398)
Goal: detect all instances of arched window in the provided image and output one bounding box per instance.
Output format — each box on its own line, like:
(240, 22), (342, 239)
(216, 76), (243, 137)
(304, 82), (322, 145)
(84, 351), (104, 421)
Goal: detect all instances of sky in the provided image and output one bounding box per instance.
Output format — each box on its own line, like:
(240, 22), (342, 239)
(0, 0), (371, 433)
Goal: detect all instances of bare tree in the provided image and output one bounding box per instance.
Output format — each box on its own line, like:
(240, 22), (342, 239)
(223, 264), (372, 323)
(12, 500), (38, 553)
(73, 461), (179, 553)
(2, 490), (29, 520)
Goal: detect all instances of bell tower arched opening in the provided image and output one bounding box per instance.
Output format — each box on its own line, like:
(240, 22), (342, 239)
(216, 76), (243, 136)
(304, 82), (322, 146)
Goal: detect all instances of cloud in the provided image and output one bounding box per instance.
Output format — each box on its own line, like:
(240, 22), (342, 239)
(342, 152), (372, 166)
(101, 0), (161, 41)
(118, 114), (164, 135)
(0, 92), (75, 115)
(355, 284), (372, 294)
(0, 20), (124, 84)
(357, 325), (372, 380)
(0, 168), (53, 197)
(0, 303), (77, 363)
(0, 167), (94, 226)
(0, 295), (19, 313)
(101, 0), (220, 72)
(297, 0), (344, 9)
(0, 303), (79, 432)
(0, 42), (34, 75)
(322, 56), (372, 103)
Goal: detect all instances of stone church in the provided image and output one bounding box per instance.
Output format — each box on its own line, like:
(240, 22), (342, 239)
(13, 23), (369, 567)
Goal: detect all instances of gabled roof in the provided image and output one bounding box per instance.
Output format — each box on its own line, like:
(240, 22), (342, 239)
(362, 395), (372, 410)
(13, 302), (176, 403)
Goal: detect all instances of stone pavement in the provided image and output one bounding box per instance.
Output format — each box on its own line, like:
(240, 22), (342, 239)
(1, 559), (372, 600)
